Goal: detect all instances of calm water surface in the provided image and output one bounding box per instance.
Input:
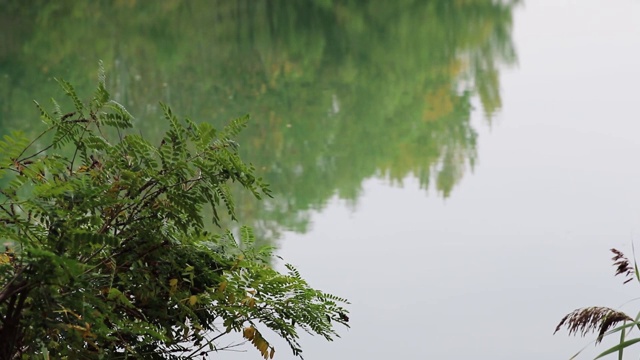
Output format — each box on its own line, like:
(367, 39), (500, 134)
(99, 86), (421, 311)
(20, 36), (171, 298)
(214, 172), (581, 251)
(2, 1), (640, 359)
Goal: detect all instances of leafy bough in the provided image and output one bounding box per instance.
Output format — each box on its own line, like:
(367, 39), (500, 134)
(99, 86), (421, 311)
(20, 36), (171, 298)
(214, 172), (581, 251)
(0, 63), (348, 359)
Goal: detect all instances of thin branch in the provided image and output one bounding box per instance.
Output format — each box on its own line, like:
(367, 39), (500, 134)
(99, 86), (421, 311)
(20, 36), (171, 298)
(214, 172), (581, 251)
(15, 126), (55, 162)
(19, 119), (87, 164)
(79, 243), (108, 264)
(69, 122), (91, 176)
(186, 330), (238, 358)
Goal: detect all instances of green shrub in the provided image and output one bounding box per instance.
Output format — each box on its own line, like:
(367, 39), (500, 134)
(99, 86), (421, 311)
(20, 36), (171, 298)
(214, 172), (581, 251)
(0, 63), (348, 359)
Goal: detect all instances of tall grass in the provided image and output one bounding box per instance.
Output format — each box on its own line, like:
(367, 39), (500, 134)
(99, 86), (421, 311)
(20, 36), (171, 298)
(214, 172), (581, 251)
(555, 249), (640, 359)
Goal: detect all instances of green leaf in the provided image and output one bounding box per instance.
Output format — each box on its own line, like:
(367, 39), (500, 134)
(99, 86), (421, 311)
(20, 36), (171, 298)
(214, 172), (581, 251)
(92, 60), (110, 108)
(56, 78), (84, 114)
(33, 100), (54, 125)
(595, 338), (640, 359)
(104, 100), (134, 128)
(99, 112), (132, 129)
(618, 320), (626, 360)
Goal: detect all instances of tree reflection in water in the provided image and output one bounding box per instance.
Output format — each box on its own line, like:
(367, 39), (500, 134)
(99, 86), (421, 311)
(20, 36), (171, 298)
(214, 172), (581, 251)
(0, 0), (520, 242)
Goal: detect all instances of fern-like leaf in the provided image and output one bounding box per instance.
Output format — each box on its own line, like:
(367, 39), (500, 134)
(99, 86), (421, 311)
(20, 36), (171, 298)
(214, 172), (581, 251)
(56, 78), (85, 115)
(92, 60), (110, 109)
(33, 100), (54, 125)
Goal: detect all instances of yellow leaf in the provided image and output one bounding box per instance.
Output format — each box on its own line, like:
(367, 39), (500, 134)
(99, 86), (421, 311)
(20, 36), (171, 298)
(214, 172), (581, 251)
(67, 324), (86, 332)
(243, 326), (255, 340)
(257, 339), (269, 356)
(217, 281), (227, 293)
(0, 253), (10, 265)
(83, 329), (97, 339)
(188, 295), (197, 306)
(270, 347), (275, 359)
(169, 278), (178, 295)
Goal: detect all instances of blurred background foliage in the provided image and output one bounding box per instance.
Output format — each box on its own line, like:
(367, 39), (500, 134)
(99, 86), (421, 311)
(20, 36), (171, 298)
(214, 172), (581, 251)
(0, 0), (519, 241)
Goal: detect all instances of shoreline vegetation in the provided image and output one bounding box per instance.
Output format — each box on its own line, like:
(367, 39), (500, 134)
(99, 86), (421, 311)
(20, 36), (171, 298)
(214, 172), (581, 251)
(556, 248), (640, 359)
(0, 65), (348, 359)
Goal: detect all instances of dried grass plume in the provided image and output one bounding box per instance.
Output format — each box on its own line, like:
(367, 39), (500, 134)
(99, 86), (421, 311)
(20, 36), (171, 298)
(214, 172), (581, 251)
(554, 306), (633, 343)
(611, 248), (635, 284)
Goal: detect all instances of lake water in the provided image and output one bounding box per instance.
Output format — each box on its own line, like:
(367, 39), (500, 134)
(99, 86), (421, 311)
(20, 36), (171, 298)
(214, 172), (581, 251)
(2, 1), (640, 359)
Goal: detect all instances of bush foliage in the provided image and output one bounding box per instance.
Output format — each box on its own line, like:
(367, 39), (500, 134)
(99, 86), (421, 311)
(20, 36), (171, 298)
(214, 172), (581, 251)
(0, 64), (348, 359)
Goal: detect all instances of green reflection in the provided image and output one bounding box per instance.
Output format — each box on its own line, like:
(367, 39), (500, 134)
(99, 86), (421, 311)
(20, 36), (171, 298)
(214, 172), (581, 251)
(0, 0), (519, 239)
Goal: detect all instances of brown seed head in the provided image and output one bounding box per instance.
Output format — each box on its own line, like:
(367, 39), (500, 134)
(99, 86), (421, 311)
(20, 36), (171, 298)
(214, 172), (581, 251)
(611, 248), (635, 284)
(554, 306), (633, 343)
